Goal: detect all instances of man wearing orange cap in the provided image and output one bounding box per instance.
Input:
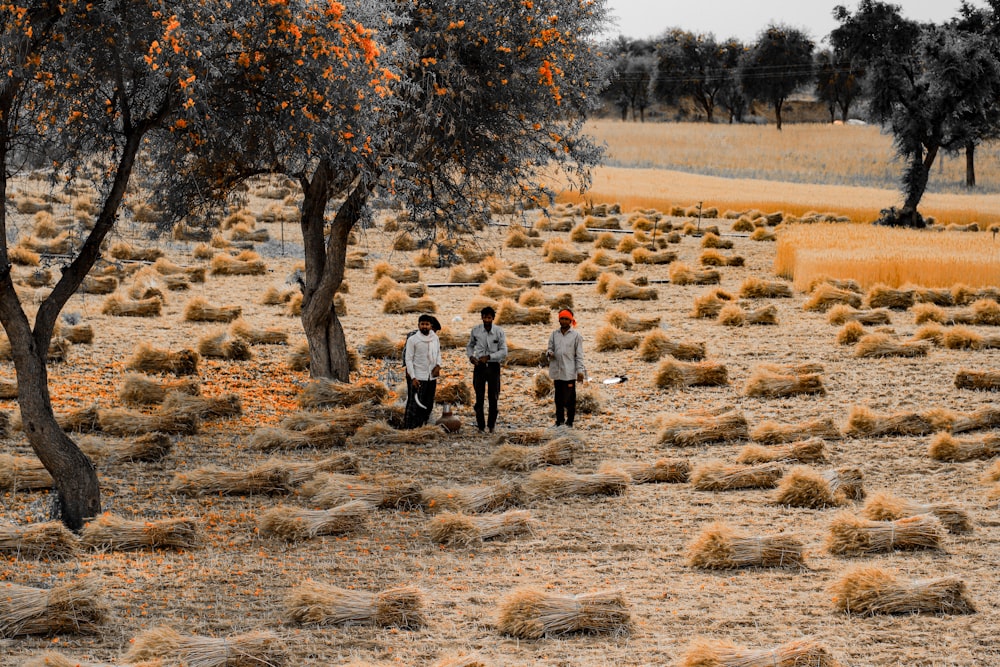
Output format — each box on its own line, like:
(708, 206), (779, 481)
(546, 308), (586, 428)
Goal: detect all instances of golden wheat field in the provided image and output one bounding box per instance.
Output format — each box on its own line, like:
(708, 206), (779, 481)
(3, 145), (1000, 666)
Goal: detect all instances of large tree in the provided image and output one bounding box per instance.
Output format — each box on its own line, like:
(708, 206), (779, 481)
(603, 36), (655, 121)
(814, 48), (863, 123)
(740, 24), (814, 130)
(654, 29), (740, 123)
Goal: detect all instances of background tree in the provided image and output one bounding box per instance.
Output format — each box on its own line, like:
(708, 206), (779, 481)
(654, 29), (735, 123)
(739, 24), (815, 130)
(603, 36), (655, 121)
(715, 38), (748, 123)
(814, 48), (863, 123)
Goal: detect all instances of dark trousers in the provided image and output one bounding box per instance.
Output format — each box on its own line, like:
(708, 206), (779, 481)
(553, 379), (576, 426)
(473, 362), (501, 430)
(404, 378), (437, 429)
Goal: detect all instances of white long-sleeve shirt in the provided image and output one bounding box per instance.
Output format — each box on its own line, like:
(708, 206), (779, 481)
(466, 323), (508, 363)
(547, 327), (585, 381)
(405, 331), (442, 381)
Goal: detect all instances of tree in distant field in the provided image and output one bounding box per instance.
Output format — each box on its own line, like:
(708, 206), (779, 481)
(814, 48), (863, 123)
(654, 29), (740, 123)
(740, 25), (815, 130)
(604, 36), (655, 121)
(715, 38), (748, 123)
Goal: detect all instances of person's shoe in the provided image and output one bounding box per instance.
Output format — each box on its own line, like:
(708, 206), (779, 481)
(488, 427), (495, 434)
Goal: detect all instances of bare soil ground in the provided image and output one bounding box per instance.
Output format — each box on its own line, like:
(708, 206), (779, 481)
(3, 182), (1000, 666)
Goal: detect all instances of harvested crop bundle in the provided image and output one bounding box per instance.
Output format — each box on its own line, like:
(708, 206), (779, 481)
(690, 461), (784, 491)
(862, 492), (971, 533)
(830, 566), (974, 615)
(577, 260), (625, 282)
(751, 417), (840, 444)
(348, 421), (443, 446)
(496, 298), (549, 325)
(595, 325), (642, 352)
(428, 510), (535, 546)
(854, 333), (928, 358)
(374, 276), (427, 299)
(544, 243), (589, 264)
(657, 410), (748, 446)
(382, 289), (437, 314)
(744, 366), (824, 398)
(127, 344), (198, 376)
(691, 290), (734, 318)
(497, 587), (630, 638)
(803, 284), (862, 312)
(837, 321), (865, 345)
(669, 262), (721, 286)
(489, 438), (574, 471)
(183, 297), (242, 323)
(0, 454), (53, 490)
(827, 305), (892, 325)
(108, 241), (162, 262)
(0, 521), (78, 559)
(80, 274), (118, 294)
(78, 432), (172, 463)
(422, 480), (522, 514)
(435, 380), (472, 406)
(654, 359), (728, 388)
(522, 468), (630, 499)
(79, 513), (200, 551)
(101, 294), (161, 317)
(228, 318), (287, 345)
(686, 522), (803, 569)
(638, 330), (705, 362)
(125, 626), (285, 665)
(773, 466), (857, 508)
(259, 500), (374, 540)
(209, 252), (267, 275)
(302, 473), (422, 509)
(913, 287), (954, 306)
(737, 438), (827, 464)
(739, 277), (793, 299)
(603, 458), (690, 484)
(946, 406), (1000, 433)
(845, 406), (937, 437)
(941, 326), (1000, 350)
(606, 308), (660, 332)
(955, 368), (1000, 390)
(632, 247), (676, 264)
(681, 638), (842, 667)
(532, 371), (553, 398)
(0, 578), (107, 637)
(865, 284), (915, 310)
(161, 392), (242, 420)
(749, 227), (776, 241)
(97, 408), (197, 436)
(298, 378), (388, 409)
(196, 331), (252, 361)
(170, 454), (356, 496)
(449, 265), (488, 283)
(602, 276), (657, 301)
(362, 333), (403, 360)
(505, 344), (547, 367)
(826, 512), (944, 555)
(285, 583), (425, 628)
(928, 432), (1000, 462)
(373, 261), (420, 283)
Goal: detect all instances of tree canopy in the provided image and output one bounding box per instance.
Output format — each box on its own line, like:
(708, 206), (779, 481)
(739, 24), (814, 130)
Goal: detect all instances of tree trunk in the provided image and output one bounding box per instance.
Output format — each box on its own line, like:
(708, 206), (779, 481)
(965, 141), (976, 188)
(899, 145), (938, 228)
(774, 98), (783, 131)
(299, 163), (370, 380)
(839, 100), (851, 123)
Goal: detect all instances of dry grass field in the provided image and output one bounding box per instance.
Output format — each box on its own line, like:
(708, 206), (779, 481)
(3, 158), (1000, 665)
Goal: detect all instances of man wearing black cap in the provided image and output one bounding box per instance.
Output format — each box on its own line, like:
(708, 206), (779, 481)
(467, 305), (507, 433)
(404, 313), (442, 428)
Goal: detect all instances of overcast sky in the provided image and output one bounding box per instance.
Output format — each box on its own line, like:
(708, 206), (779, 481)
(602, 0), (983, 45)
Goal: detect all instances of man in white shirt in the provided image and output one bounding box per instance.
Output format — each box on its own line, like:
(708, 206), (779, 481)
(546, 308), (585, 428)
(466, 306), (508, 433)
(404, 314), (442, 428)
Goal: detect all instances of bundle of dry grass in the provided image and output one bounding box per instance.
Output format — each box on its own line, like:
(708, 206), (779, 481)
(505, 345), (547, 367)
(516, 287), (546, 307)
(496, 298), (549, 325)
(489, 438), (574, 471)
(209, 251), (267, 275)
(941, 326), (1000, 350)
(298, 378), (388, 409)
(749, 227), (776, 241)
(750, 417), (840, 444)
(686, 522), (803, 568)
(126, 344), (199, 376)
(497, 587), (630, 639)
(505, 227), (544, 248)
(382, 289), (437, 314)
(533, 371), (554, 398)
(373, 261), (420, 284)
(284, 583), (425, 628)
(912, 287), (954, 306)
(428, 510), (535, 546)
(545, 243), (589, 264)
(56, 322), (93, 345)
(577, 259), (625, 281)
(679, 637), (842, 667)
(9, 246), (41, 266)
(546, 292), (574, 311)
(862, 492), (971, 533)
(479, 279), (527, 300)
(523, 467), (629, 499)
(690, 461), (784, 491)
(101, 294), (162, 317)
(196, 331), (252, 361)
(657, 410), (748, 446)
(171, 454), (357, 496)
(591, 249), (631, 268)
(827, 305), (892, 325)
(830, 566), (975, 615)
(837, 321), (865, 345)
(826, 512), (945, 555)
(806, 276), (862, 294)
(98, 407), (198, 436)
(78, 432), (173, 463)
(0, 521), (78, 559)
(803, 284), (863, 312)
(79, 513), (200, 551)
(261, 285), (297, 304)
(436, 380), (472, 406)
(0, 454), (53, 490)
(569, 222), (596, 242)
(250, 418), (367, 450)
(865, 284), (915, 310)
(18, 651), (128, 667)
(0, 578), (107, 637)
(928, 432), (1000, 461)
(845, 406), (938, 437)
(911, 302), (947, 324)
(125, 626), (286, 666)
(737, 438), (827, 464)
(449, 265), (488, 283)
(947, 405), (1000, 433)
(632, 247), (676, 264)
(422, 480), (522, 514)
(183, 297), (242, 323)
(691, 290), (734, 319)
(374, 276), (427, 300)
(669, 262), (720, 286)
(80, 274), (118, 294)
(604, 458), (690, 483)
(286, 341), (310, 371)
(654, 359), (728, 388)
(575, 383), (604, 414)
(744, 367), (825, 398)
(258, 500), (374, 540)
(854, 333), (929, 358)
(606, 308), (660, 332)
(107, 241), (162, 262)
(161, 391), (242, 420)
(228, 317), (287, 345)
(773, 466), (850, 508)
(955, 368), (1000, 390)
(595, 325), (642, 352)
(362, 333), (403, 359)
(637, 330), (705, 362)
(119, 373), (200, 406)
(738, 277), (793, 299)
(302, 472), (422, 509)
(348, 421), (443, 447)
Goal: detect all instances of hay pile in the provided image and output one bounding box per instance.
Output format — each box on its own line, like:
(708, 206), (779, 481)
(170, 454), (357, 496)
(862, 492), (972, 533)
(854, 333), (929, 358)
(301, 473), (423, 509)
(497, 588), (630, 638)
(125, 626), (286, 665)
(686, 522), (804, 569)
(0, 578), (107, 637)
(119, 373), (200, 406)
(79, 513), (200, 551)
(803, 284), (862, 311)
(654, 359), (728, 388)
(826, 512), (945, 555)
(348, 421), (443, 446)
(533, 371), (553, 397)
(183, 297), (242, 323)
(604, 276), (658, 301)
(669, 262), (720, 286)
(210, 251), (267, 275)
(489, 438), (575, 471)
(739, 277), (793, 299)
(595, 325), (642, 352)
(830, 566), (975, 615)
(284, 583), (426, 628)
(0, 521), (78, 559)
(421, 481), (522, 514)
(606, 308), (660, 332)
(250, 417), (367, 451)
(0, 454), (53, 490)
(690, 289), (734, 318)
(97, 407), (197, 436)
(744, 366), (824, 398)
(827, 305), (892, 325)
(374, 276), (427, 299)
(162, 391), (242, 420)
(845, 406), (939, 437)
(679, 638), (842, 667)
(436, 380), (473, 406)
(657, 410), (749, 446)
(428, 510), (535, 546)
(690, 461), (784, 491)
(258, 500), (374, 540)
(101, 294), (162, 317)
(504, 344), (547, 367)
(78, 432), (173, 463)
(632, 247), (676, 264)
(955, 368), (1000, 390)
(736, 438), (827, 464)
(382, 289), (437, 314)
(230, 318), (288, 345)
(603, 458), (690, 484)
(522, 468), (630, 499)
(496, 298), (550, 325)
(126, 344), (199, 376)
(837, 321), (865, 345)
(362, 333), (403, 359)
(928, 432), (1000, 461)
(773, 466), (862, 508)
(298, 378), (388, 409)
(865, 284), (915, 310)
(750, 417), (840, 444)
(638, 330), (705, 362)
